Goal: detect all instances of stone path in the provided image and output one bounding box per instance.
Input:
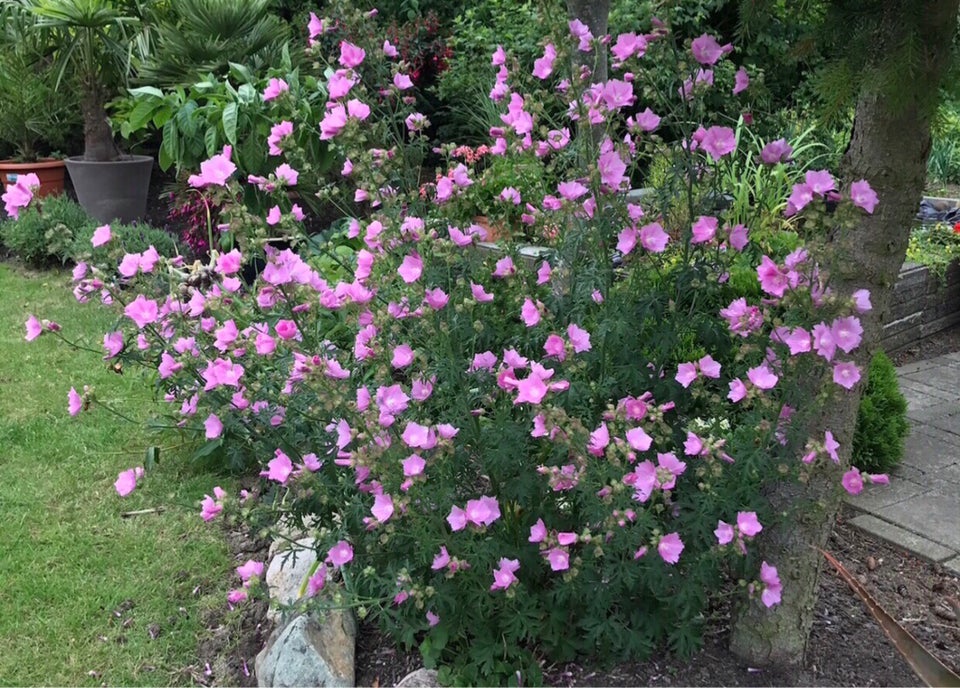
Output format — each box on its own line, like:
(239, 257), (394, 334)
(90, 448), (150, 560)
(845, 352), (960, 576)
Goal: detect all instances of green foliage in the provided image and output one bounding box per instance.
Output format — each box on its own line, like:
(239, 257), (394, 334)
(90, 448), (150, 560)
(852, 351), (908, 474)
(0, 46), (78, 161)
(137, 0), (293, 88)
(928, 100), (960, 186)
(1, 195), (94, 266)
(72, 220), (178, 263)
(906, 222), (960, 282)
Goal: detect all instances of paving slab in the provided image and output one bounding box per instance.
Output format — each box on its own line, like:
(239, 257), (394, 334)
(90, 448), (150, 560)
(905, 402), (960, 424)
(897, 359), (945, 376)
(900, 364), (960, 395)
(925, 410), (960, 435)
(845, 479), (926, 512)
(900, 428), (960, 472)
(944, 556), (960, 577)
(872, 492), (960, 551)
(848, 514), (956, 563)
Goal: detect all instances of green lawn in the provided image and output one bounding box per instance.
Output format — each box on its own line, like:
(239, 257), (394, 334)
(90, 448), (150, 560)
(0, 262), (238, 686)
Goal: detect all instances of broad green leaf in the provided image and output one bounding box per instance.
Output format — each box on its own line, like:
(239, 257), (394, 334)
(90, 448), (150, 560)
(221, 102), (238, 146)
(204, 126), (218, 157)
(127, 85), (164, 98)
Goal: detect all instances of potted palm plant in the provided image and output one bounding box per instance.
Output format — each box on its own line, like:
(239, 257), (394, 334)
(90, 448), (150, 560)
(20, 0), (153, 223)
(0, 5), (77, 197)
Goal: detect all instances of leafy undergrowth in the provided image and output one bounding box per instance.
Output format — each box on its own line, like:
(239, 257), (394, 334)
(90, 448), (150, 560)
(0, 262), (238, 686)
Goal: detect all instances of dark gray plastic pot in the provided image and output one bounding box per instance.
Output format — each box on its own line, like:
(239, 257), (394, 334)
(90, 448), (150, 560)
(65, 155), (153, 224)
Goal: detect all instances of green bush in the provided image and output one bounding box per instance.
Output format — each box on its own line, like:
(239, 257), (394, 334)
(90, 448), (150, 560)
(71, 222), (179, 264)
(1, 195), (95, 267)
(852, 351), (909, 474)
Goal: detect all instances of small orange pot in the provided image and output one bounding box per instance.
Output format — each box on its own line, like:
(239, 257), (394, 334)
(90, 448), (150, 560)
(0, 158), (67, 198)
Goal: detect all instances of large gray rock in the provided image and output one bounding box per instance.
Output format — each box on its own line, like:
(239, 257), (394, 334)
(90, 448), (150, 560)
(265, 537), (318, 622)
(255, 610), (356, 687)
(395, 668), (441, 687)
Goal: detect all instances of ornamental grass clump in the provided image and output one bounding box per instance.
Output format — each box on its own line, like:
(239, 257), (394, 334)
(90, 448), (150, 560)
(25, 5), (891, 684)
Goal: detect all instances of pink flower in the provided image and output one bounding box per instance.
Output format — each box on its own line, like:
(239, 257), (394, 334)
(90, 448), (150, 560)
(850, 179), (878, 213)
(307, 567), (327, 597)
(747, 364), (778, 390)
(700, 126), (736, 161)
(392, 344), (414, 368)
(617, 228), (638, 255)
(756, 255), (789, 298)
(521, 298), (542, 327)
(402, 454), (425, 477)
(491, 45), (506, 66)
(490, 558), (520, 591)
(346, 99), (370, 121)
(568, 18), (593, 51)
(91, 224), (112, 247)
(699, 354), (721, 378)
(812, 322), (837, 361)
(471, 283), (494, 303)
(260, 449), (293, 484)
(398, 253), (423, 283)
(824, 430), (840, 463)
(805, 170), (836, 195)
(691, 215), (718, 244)
(781, 327), (812, 355)
(737, 511), (762, 537)
(733, 67), (749, 94)
(691, 34), (731, 65)
(371, 493), (394, 523)
(529, 518), (547, 543)
(327, 540), (354, 567)
(611, 32), (646, 61)
(831, 316), (863, 354)
(625, 426), (652, 452)
(275, 163), (299, 186)
(383, 39), (398, 58)
(598, 150), (627, 188)
(266, 206), (282, 225)
(852, 289), (872, 313)
(567, 324), (591, 353)
(262, 78), (288, 101)
(675, 362), (698, 388)
(275, 319), (299, 340)
(432, 546), (450, 570)
(588, 422), (610, 457)
(426, 611), (440, 627)
(833, 361), (861, 390)
(402, 421), (437, 449)
(639, 222), (669, 252)
(393, 73), (414, 90)
(25, 315), (43, 341)
(302, 453), (322, 471)
(785, 183), (813, 216)
(546, 548), (570, 571)
(728, 378), (748, 402)
(267, 120), (293, 155)
(759, 561), (782, 607)
(715, 521), (735, 545)
(532, 43), (557, 79)
(514, 370), (549, 405)
(227, 589), (248, 605)
(204, 413), (223, 439)
(339, 41), (365, 68)
(760, 139), (792, 164)
(465, 496), (501, 527)
(658, 532), (684, 564)
(447, 505), (467, 531)
(320, 105), (348, 140)
(2, 173), (39, 218)
(557, 180), (589, 201)
(236, 560), (264, 583)
(200, 492), (223, 521)
(493, 256), (516, 278)
(114, 467), (140, 496)
(634, 108), (661, 131)
(188, 146), (236, 187)
(124, 295), (159, 329)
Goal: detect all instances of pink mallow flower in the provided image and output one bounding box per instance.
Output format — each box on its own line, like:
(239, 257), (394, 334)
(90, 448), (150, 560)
(262, 78), (289, 101)
(490, 558), (520, 591)
(260, 449), (293, 484)
(188, 146), (236, 188)
(849, 179), (878, 214)
(658, 532), (684, 565)
(759, 562), (782, 607)
(114, 466), (144, 497)
(327, 540), (354, 567)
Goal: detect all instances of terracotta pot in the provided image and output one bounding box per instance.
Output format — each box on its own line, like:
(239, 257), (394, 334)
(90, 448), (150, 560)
(472, 215), (503, 242)
(0, 158), (67, 198)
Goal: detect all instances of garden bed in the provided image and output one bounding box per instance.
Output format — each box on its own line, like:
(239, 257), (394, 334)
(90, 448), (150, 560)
(881, 259), (960, 354)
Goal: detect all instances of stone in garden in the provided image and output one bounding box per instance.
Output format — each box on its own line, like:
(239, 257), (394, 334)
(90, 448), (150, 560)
(395, 668), (441, 687)
(254, 610), (356, 687)
(265, 537), (318, 622)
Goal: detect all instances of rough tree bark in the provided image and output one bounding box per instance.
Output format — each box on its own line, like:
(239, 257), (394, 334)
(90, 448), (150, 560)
(565, 0), (610, 83)
(729, 0), (960, 667)
(81, 84), (119, 162)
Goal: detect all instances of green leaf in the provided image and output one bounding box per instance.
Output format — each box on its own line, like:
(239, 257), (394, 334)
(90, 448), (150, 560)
(190, 439), (223, 462)
(204, 126), (219, 157)
(124, 98), (160, 132)
(221, 102), (238, 145)
(145, 446), (159, 470)
(128, 86), (165, 99)
(237, 83), (257, 104)
(228, 62), (254, 84)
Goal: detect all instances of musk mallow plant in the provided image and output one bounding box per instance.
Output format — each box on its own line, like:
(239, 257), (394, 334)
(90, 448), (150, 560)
(23, 4), (891, 684)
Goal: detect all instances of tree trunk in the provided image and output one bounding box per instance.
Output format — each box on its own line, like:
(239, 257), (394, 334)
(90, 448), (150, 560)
(81, 85), (118, 162)
(729, 0), (959, 667)
(565, 0), (610, 83)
